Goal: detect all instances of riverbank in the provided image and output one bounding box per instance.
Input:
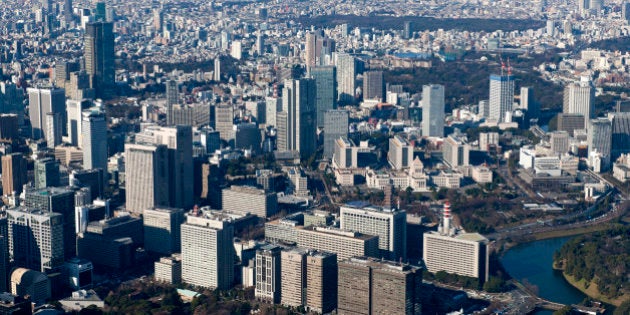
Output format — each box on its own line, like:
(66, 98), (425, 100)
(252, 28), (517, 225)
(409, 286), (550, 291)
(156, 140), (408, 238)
(497, 223), (614, 253)
(561, 273), (628, 307)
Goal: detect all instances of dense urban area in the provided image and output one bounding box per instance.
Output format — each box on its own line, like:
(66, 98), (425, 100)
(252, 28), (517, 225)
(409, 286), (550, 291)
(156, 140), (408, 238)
(0, 0), (629, 314)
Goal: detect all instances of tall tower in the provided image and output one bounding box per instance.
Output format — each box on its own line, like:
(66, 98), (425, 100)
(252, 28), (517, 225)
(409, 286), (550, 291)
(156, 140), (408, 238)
(165, 80), (178, 125)
(563, 77), (594, 128)
(305, 32), (318, 67)
(34, 158), (60, 189)
(124, 143), (170, 215)
(214, 57), (221, 82)
(323, 110), (348, 159)
(336, 53), (357, 104)
(422, 84), (445, 137)
(255, 245), (282, 303)
(588, 118), (612, 170)
(362, 71), (385, 102)
(27, 87), (66, 141)
(439, 201), (453, 236)
(84, 21), (115, 99)
(280, 78), (317, 160)
(66, 99), (92, 147)
(310, 66), (337, 127)
(7, 208), (64, 272)
(82, 110), (108, 172)
(45, 112), (63, 148)
(1, 153), (27, 196)
(488, 72), (515, 123)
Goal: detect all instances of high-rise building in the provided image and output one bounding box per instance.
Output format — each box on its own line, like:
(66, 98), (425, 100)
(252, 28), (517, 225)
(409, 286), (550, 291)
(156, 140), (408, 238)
(388, 136), (414, 170)
(422, 84), (445, 137)
(610, 112), (630, 161)
(305, 32), (318, 67)
(295, 226), (379, 261)
(134, 125), (194, 211)
(423, 202), (489, 283)
(143, 207), (185, 255)
(214, 57), (221, 82)
(7, 208), (64, 272)
(403, 21), (413, 39)
(362, 71), (385, 102)
(34, 158), (60, 189)
(124, 143), (170, 215)
(84, 21), (115, 98)
(1, 83), (25, 125)
(222, 185), (278, 218)
(152, 8), (163, 33)
(256, 33), (265, 56)
(0, 217), (8, 293)
(478, 132), (500, 152)
(563, 77), (594, 128)
(0, 114), (19, 142)
(165, 80), (178, 125)
(27, 87), (65, 141)
(230, 41), (242, 60)
(64, 0), (73, 22)
(337, 53), (358, 104)
(588, 118), (612, 170)
(254, 245), (282, 303)
(24, 187), (76, 260)
(623, 2), (630, 22)
(279, 78), (317, 160)
(1, 153), (27, 196)
(154, 255), (182, 285)
(181, 211), (235, 289)
(520, 86), (538, 119)
(338, 257), (423, 315)
(311, 66), (337, 127)
(488, 74), (515, 123)
(557, 113), (586, 136)
(66, 99), (91, 147)
(340, 203), (407, 260)
(550, 131), (570, 155)
(234, 123), (262, 154)
(323, 110), (348, 159)
(45, 112), (62, 148)
(82, 110), (107, 172)
(280, 249), (337, 313)
(215, 105), (234, 141)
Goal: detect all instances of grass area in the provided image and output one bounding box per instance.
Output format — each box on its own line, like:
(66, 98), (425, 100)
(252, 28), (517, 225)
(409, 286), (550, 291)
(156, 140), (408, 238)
(562, 273), (628, 307)
(532, 224), (613, 241)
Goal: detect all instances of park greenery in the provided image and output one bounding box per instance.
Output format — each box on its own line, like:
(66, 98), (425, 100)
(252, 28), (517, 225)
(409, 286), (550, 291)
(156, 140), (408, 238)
(553, 226), (630, 304)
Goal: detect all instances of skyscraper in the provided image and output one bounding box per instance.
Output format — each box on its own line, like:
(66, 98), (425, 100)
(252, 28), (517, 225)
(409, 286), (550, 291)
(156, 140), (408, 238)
(337, 53), (357, 104)
(34, 158), (60, 189)
(323, 110), (349, 159)
(7, 208), (64, 272)
(564, 77), (594, 128)
(279, 78), (317, 160)
(27, 87), (65, 141)
(181, 212), (235, 289)
(388, 136), (414, 170)
(588, 118), (613, 170)
(362, 71), (385, 102)
(623, 2), (630, 22)
(1, 153), (27, 196)
(311, 66), (337, 127)
(81, 110), (108, 172)
(165, 80), (178, 125)
(610, 112), (630, 161)
(254, 245), (282, 303)
(45, 112), (62, 148)
(305, 32), (318, 67)
(84, 21), (115, 98)
(215, 105), (234, 141)
(214, 57), (221, 82)
(66, 99), (91, 147)
(124, 143), (170, 215)
(422, 84), (445, 137)
(488, 74), (515, 123)
(143, 207), (185, 255)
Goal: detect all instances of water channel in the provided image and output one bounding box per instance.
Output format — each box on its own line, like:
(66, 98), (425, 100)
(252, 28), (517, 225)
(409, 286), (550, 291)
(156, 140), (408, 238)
(500, 236), (587, 315)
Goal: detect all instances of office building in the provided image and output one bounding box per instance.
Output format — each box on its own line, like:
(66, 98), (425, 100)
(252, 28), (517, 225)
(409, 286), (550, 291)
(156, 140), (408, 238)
(403, 21), (413, 39)
(557, 113), (586, 135)
(154, 255), (182, 285)
(222, 185), (278, 218)
(25, 187), (76, 259)
(70, 169), (104, 200)
(165, 80), (178, 125)
(215, 105), (234, 141)
(609, 112), (630, 162)
(214, 57), (221, 82)
(1, 153), (27, 196)
(588, 118), (613, 170)
(422, 84), (445, 137)
(280, 249), (337, 313)
(84, 22), (115, 98)
(337, 257), (422, 315)
(82, 110), (107, 172)
(10, 268), (51, 305)
(34, 158), (60, 189)
(0, 218), (8, 293)
(550, 131), (570, 155)
(305, 32), (318, 67)
(323, 110), (348, 159)
(520, 86), (538, 118)
(479, 132), (500, 152)
(255, 245), (282, 303)
(265, 97), (281, 127)
(296, 226), (379, 261)
(362, 71), (385, 102)
(181, 211), (235, 289)
(337, 53), (358, 104)
(45, 112), (62, 148)
(563, 77), (594, 128)
(442, 132), (470, 168)
(143, 207), (185, 255)
(279, 78), (317, 160)
(7, 208), (64, 272)
(488, 74), (515, 123)
(124, 143), (169, 215)
(66, 99), (91, 147)
(133, 125), (194, 211)
(423, 202), (489, 282)
(0, 114), (19, 142)
(0, 292), (32, 314)
(388, 136), (414, 170)
(311, 66), (337, 127)
(27, 87), (65, 141)
(63, 257), (93, 290)
(234, 123), (261, 154)
(340, 203), (407, 260)
(624, 2), (630, 22)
